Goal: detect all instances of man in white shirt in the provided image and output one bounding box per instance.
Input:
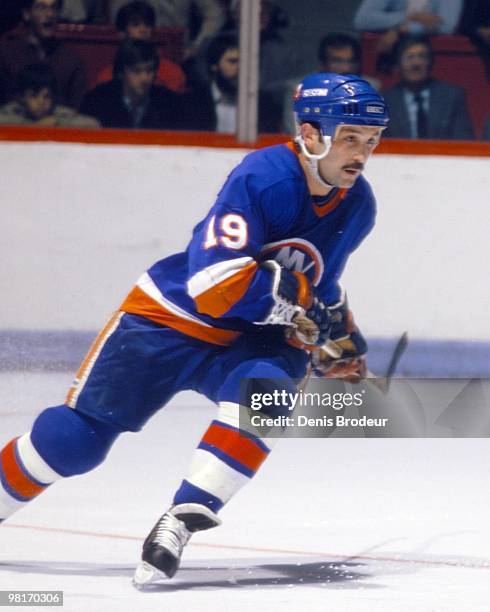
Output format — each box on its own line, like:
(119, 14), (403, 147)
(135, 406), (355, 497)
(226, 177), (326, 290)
(354, 0), (463, 34)
(184, 33), (281, 134)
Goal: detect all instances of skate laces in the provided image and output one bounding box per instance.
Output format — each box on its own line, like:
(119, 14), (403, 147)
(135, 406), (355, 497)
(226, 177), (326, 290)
(154, 513), (191, 557)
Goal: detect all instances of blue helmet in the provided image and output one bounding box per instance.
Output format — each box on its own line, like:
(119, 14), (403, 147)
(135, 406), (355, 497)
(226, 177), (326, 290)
(293, 72), (389, 139)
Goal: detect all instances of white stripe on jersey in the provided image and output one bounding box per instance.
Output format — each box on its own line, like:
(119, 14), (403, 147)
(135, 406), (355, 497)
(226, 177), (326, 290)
(137, 272), (214, 327)
(187, 256), (254, 298)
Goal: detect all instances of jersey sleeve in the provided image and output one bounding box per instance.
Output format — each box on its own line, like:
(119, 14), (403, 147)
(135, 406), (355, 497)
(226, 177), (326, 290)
(186, 171), (298, 323)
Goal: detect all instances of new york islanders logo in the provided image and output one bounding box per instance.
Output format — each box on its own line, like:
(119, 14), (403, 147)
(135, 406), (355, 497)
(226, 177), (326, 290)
(260, 238), (324, 286)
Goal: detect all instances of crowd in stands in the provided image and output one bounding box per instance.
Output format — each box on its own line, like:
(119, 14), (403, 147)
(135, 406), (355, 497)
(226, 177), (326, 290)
(0, 0), (488, 139)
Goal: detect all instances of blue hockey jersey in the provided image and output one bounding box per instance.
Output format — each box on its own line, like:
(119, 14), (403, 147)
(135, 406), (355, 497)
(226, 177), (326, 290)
(121, 143), (376, 346)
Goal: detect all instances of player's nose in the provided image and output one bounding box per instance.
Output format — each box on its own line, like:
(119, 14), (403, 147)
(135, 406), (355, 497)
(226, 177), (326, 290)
(352, 149), (368, 163)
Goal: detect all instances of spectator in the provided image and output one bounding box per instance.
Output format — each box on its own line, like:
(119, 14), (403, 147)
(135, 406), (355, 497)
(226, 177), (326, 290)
(354, 0), (464, 34)
(283, 33), (380, 134)
(96, 1), (186, 93)
(0, 63), (99, 127)
(80, 39), (185, 129)
(0, 0), (87, 107)
(109, 0), (225, 60)
(317, 32), (380, 90)
(354, 0), (464, 66)
(383, 35), (474, 139)
(227, 1), (300, 106)
(318, 32), (362, 72)
(459, 0), (490, 77)
(183, 33), (281, 133)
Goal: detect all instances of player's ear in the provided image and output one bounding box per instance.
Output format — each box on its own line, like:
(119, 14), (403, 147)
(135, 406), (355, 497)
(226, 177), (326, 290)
(300, 122), (321, 148)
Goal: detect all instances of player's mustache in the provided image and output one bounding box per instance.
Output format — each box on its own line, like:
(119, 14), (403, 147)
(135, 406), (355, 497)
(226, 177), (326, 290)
(343, 162), (364, 171)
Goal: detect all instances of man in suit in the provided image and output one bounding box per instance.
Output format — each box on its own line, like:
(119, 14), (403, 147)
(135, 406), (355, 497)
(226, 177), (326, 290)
(383, 35), (474, 140)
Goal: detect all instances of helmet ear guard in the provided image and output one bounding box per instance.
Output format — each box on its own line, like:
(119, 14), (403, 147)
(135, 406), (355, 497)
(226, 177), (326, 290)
(294, 119), (335, 189)
(294, 118), (332, 161)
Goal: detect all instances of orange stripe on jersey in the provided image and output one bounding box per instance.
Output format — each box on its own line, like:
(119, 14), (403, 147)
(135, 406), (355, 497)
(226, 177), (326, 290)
(0, 438), (46, 500)
(65, 311), (122, 408)
(201, 422), (268, 473)
(120, 286), (241, 347)
(193, 261), (258, 318)
(312, 188), (348, 217)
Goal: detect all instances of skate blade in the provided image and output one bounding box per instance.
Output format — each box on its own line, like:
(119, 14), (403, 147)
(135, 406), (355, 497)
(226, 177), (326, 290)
(132, 561), (169, 589)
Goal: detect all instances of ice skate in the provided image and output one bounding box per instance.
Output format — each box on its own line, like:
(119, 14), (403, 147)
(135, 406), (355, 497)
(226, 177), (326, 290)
(133, 503), (221, 587)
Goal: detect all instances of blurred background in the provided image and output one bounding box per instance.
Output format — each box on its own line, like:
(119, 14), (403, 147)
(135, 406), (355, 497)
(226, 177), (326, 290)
(0, 0), (488, 138)
(0, 0), (489, 378)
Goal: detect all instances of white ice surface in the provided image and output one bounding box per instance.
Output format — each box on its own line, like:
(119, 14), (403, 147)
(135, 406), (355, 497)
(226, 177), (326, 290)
(1, 371), (489, 612)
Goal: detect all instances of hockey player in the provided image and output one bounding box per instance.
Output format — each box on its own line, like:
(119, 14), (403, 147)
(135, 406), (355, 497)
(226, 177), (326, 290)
(0, 73), (388, 584)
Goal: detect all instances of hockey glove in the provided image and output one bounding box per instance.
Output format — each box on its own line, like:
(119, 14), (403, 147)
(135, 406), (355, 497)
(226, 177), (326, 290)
(260, 260), (331, 350)
(289, 292), (331, 350)
(311, 294), (367, 382)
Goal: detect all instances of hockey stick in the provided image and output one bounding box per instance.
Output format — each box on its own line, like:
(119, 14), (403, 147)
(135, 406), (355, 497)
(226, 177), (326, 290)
(366, 331), (409, 393)
(302, 331), (409, 393)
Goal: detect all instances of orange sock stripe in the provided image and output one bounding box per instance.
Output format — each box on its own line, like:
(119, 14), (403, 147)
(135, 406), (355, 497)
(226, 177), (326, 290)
(0, 439), (46, 500)
(201, 422), (268, 473)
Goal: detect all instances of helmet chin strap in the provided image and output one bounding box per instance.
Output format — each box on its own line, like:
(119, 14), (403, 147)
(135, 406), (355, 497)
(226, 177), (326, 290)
(294, 131), (335, 189)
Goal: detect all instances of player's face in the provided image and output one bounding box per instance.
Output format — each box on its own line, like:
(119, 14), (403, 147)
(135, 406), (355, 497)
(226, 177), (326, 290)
(24, 0), (60, 39)
(122, 61), (156, 99)
(21, 87), (54, 120)
(320, 125), (382, 188)
(126, 19), (153, 41)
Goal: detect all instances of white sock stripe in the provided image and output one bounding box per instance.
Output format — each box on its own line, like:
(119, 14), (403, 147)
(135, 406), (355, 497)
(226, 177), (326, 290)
(17, 433), (61, 484)
(217, 402), (279, 451)
(187, 449), (250, 504)
(216, 401), (240, 428)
